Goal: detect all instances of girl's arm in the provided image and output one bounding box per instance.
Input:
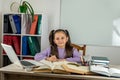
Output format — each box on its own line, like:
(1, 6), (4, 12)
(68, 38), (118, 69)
(34, 48), (50, 61)
(66, 48), (82, 63)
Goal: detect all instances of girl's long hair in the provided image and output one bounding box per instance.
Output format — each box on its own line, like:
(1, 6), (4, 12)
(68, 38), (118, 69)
(49, 29), (73, 58)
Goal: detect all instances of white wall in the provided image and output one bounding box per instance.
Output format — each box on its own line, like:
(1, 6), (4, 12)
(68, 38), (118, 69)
(61, 0), (120, 46)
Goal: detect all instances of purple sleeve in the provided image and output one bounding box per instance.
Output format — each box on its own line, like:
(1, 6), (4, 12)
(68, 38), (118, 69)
(66, 48), (82, 63)
(34, 47), (51, 61)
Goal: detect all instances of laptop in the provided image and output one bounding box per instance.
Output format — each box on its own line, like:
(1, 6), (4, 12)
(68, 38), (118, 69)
(1, 43), (36, 68)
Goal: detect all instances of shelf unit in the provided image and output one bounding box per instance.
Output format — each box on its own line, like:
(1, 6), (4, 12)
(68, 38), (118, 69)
(1, 13), (49, 67)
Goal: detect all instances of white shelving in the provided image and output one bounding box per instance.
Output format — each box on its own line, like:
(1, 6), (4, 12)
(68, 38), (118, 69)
(1, 13), (49, 67)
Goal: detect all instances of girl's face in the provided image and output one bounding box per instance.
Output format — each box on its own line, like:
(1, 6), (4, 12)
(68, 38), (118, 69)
(54, 31), (68, 48)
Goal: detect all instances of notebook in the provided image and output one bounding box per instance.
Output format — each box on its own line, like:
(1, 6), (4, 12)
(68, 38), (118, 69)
(1, 43), (36, 68)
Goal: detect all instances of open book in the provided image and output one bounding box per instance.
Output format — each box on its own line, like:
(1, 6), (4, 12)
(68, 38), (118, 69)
(62, 63), (93, 75)
(32, 59), (72, 74)
(90, 65), (120, 77)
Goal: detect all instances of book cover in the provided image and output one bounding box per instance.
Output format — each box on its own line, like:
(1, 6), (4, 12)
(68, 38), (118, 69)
(22, 36), (29, 55)
(9, 15), (17, 34)
(26, 15), (32, 34)
(4, 15), (13, 33)
(3, 35), (9, 54)
(13, 15), (21, 34)
(4, 15), (9, 33)
(91, 56), (110, 63)
(90, 65), (120, 77)
(12, 36), (20, 55)
(3, 35), (8, 45)
(29, 15), (38, 34)
(3, 35), (13, 54)
(21, 14), (32, 34)
(37, 15), (42, 35)
(7, 36), (13, 46)
(28, 36), (40, 56)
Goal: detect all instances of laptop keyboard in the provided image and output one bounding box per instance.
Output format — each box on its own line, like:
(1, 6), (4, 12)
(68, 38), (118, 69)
(21, 61), (35, 66)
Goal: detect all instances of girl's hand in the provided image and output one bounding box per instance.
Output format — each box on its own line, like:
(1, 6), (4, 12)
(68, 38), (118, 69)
(46, 55), (58, 62)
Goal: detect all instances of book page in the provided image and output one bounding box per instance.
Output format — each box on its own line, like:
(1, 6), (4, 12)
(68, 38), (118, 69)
(53, 61), (70, 70)
(66, 63), (89, 72)
(90, 65), (110, 76)
(109, 68), (120, 77)
(39, 59), (72, 70)
(53, 61), (73, 74)
(39, 59), (53, 69)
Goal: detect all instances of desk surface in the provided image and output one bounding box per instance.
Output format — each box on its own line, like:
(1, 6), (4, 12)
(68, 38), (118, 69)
(0, 64), (120, 80)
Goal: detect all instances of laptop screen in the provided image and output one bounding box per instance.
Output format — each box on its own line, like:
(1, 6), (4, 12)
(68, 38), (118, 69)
(1, 43), (22, 68)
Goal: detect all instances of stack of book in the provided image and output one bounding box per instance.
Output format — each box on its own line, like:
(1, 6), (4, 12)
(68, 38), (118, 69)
(90, 56), (120, 77)
(91, 56), (110, 67)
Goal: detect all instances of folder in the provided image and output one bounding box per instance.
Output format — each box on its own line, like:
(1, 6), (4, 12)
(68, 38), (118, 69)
(29, 15), (38, 34)
(9, 15), (17, 34)
(21, 14), (32, 34)
(3, 35), (12, 54)
(12, 36), (20, 55)
(28, 36), (40, 56)
(3, 35), (8, 45)
(22, 36), (29, 55)
(4, 15), (9, 33)
(37, 15), (42, 34)
(7, 36), (13, 46)
(4, 15), (12, 33)
(13, 15), (21, 34)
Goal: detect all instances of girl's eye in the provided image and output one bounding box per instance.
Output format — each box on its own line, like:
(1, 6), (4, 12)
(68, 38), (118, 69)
(55, 37), (65, 40)
(61, 37), (64, 39)
(56, 38), (59, 40)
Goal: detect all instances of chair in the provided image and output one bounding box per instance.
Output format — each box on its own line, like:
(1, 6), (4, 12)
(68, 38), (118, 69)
(71, 43), (86, 65)
(71, 43), (86, 56)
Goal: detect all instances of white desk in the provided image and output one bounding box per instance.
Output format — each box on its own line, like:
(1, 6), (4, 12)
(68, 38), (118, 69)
(0, 64), (120, 80)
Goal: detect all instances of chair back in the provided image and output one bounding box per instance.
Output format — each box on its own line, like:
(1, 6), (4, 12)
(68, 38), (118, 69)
(71, 43), (86, 65)
(71, 44), (86, 56)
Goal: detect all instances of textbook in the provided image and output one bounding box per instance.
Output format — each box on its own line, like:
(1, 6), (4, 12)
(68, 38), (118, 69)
(90, 65), (120, 77)
(91, 56), (110, 64)
(62, 63), (93, 75)
(32, 59), (71, 74)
